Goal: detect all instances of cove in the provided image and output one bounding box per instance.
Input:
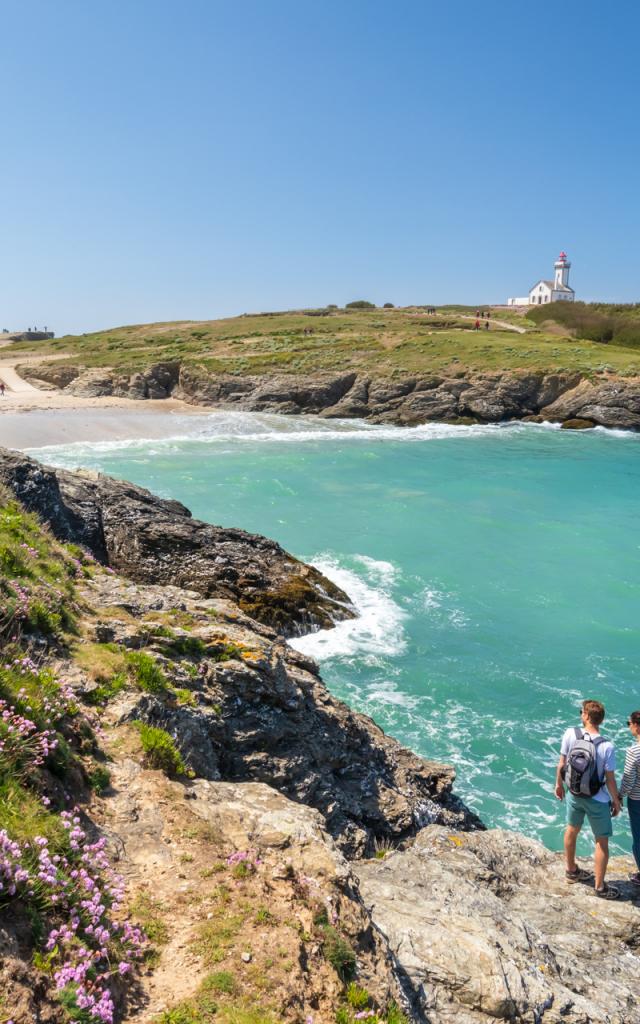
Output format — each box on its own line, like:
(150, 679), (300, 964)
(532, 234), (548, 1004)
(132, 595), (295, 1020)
(35, 413), (640, 854)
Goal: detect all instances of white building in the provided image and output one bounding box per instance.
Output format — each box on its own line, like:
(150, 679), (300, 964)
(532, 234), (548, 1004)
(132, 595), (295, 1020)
(508, 252), (575, 306)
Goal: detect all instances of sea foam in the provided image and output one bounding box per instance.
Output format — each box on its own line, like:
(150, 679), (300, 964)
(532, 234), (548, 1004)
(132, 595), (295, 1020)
(289, 553), (407, 662)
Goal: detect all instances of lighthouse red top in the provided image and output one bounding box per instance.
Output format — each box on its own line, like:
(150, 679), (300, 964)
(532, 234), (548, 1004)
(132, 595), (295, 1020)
(558, 251), (568, 260)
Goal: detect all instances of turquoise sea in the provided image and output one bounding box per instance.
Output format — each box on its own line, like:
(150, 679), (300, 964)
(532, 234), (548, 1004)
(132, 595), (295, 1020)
(35, 413), (640, 854)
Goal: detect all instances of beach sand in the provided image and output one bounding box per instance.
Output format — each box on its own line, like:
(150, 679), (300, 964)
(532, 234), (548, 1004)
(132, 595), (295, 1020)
(0, 402), (212, 450)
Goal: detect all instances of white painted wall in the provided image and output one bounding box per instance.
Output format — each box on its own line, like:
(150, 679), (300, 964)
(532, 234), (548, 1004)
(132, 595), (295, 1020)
(528, 281), (553, 304)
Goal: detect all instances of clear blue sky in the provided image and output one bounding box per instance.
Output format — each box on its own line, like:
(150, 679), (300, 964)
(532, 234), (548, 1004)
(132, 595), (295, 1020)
(2, 0), (639, 335)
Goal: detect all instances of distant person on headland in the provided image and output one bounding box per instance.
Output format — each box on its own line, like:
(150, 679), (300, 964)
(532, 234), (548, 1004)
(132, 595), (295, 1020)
(474, 318), (480, 330)
(555, 699), (621, 899)
(619, 710), (640, 887)
(485, 319), (490, 330)
(0, 383), (5, 397)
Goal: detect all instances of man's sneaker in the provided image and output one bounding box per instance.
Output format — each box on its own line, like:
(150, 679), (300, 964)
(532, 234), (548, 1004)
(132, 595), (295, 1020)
(629, 872), (640, 886)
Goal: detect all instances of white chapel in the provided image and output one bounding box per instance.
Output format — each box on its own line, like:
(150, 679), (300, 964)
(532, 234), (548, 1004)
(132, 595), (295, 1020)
(508, 252), (575, 306)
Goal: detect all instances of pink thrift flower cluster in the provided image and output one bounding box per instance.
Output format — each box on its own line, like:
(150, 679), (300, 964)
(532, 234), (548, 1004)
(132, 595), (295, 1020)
(0, 697), (58, 778)
(226, 849), (262, 868)
(0, 814), (145, 1023)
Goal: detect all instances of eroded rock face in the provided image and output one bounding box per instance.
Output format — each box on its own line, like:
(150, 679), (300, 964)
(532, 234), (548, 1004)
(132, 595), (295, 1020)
(357, 825), (640, 1023)
(0, 448), (354, 637)
(79, 573), (480, 856)
(19, 359), (640, 430)
(542, 379), (640, 430)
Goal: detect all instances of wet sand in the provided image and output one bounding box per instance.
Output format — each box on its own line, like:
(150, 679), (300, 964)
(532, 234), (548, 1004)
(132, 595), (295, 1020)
(0, 403), (212, 450)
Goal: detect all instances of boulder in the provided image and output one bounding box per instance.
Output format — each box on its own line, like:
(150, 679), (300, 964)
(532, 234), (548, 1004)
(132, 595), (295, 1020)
(65, 368), (115, 397)
(357, 825), (640, 1023)
(560, 418), (596, 430)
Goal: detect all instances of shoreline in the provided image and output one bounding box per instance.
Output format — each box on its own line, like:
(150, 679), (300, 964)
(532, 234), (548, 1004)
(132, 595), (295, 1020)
(0, 400), (214, 449)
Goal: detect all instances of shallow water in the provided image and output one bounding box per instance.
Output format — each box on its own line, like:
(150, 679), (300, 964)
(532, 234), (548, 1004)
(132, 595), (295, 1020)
(34, 413), (640, 854)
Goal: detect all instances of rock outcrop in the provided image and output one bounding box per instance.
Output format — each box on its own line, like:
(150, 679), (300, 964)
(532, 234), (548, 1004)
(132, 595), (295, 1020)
(19, 359), (640, 430)
(21, 361), (640, 432)
(74, 571), (479, 856)
(358, 825), (640, 1023)
(0, 447), (354, 637)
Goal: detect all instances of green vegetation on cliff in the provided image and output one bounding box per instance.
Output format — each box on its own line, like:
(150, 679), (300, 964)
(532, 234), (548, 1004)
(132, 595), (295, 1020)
(528, 300), (640, 347)
(11, 304), (640, 378)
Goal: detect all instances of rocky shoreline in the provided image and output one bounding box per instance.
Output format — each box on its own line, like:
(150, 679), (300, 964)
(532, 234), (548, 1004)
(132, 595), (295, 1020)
(19, 361), (640, 431)
(1, 449), (640, 1023)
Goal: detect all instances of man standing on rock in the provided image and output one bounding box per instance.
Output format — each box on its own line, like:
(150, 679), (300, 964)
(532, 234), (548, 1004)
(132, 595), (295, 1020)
(555, 699), (621, 899)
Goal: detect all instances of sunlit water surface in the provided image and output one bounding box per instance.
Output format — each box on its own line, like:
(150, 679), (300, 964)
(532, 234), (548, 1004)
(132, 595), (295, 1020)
(33, 413), (640, 853)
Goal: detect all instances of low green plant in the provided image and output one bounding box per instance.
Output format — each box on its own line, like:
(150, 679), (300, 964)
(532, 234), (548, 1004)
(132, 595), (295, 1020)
(346, 983), (370, 1009)
(126, 650), (170, 694)
(87, 763), (111, 793)
(254, 907), (276, 926)
(320, 925), (357, 981)
(385, 1002), (410, 1024)
(201, 970), (238, 995)
(133, 722), (187, 776)
(83, 671), (128, 706)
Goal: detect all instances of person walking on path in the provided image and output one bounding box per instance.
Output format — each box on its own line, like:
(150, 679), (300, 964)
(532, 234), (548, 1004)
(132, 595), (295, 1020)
(0, 382), (4, 397)
(555, 699), (621, 899)
(619, 710), (640, 886)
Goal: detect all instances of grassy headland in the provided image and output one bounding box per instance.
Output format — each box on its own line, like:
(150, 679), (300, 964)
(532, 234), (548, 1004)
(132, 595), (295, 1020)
(9, 304), (640, 380)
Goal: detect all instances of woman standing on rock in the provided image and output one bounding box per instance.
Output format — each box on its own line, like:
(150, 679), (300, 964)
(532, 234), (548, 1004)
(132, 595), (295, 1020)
(619, 710), (640, 886)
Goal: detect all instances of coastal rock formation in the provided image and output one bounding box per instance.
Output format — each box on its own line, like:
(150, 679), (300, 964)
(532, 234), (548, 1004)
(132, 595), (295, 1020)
(358, 825), (640, 1023)
(0, 447), (354, 636)
(541, 378), (640, 430)
(76, 571), (478, 855)
(98, 755), (409, 1021)
(3, 461), (640, 1024)
(18, 360), (640, 430)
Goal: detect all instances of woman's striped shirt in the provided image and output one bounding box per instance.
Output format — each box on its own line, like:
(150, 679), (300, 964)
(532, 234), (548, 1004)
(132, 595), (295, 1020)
(619, 743), (640, 801)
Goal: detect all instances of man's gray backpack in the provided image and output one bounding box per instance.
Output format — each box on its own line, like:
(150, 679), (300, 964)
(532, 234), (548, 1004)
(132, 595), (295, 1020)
(566, 728), (605, 797)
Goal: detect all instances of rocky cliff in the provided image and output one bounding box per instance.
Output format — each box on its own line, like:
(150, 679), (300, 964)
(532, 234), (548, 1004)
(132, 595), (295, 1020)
(2, 454), (640, 1024)
(19, 361), (640, 430)
(0, 447), (354, 637)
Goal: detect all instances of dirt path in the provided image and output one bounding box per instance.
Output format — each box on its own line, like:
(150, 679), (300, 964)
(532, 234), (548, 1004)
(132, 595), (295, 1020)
(458, 315), (526, 334)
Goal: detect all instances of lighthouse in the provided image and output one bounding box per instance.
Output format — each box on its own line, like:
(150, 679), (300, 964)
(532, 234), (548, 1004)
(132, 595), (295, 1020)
(554, 251), (571, 290)
(507, 251), (576, 305)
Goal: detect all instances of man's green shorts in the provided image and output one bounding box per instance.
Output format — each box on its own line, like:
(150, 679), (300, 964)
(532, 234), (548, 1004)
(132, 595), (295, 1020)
(566, 792), (613, 838)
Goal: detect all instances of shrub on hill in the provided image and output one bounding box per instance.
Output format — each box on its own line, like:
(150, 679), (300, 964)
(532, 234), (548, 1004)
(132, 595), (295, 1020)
(528, 301), (640, 347)
(345, 300), (376, 309)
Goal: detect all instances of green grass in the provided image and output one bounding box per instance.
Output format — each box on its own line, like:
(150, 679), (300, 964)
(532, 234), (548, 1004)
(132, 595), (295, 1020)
(319, 925), (357, 981)
(125, 650), (170, 693)
(133, 722), (187, 776)
(193, 908), (249, 966)
(0, 776), (69, 850)
(0, 498), (79, 641)
(11, 305), (640, 383)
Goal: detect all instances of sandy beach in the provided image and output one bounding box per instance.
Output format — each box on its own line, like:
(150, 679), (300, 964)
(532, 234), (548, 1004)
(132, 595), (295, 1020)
(0, 400), (213, 450)
(0, 339), (216, 450)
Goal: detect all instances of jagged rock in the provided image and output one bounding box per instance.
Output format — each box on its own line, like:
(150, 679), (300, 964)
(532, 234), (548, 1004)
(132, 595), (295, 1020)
(357, 825), (640, 1023)
(19, 356), (640, 431)
(16, 362), (82, 389)
(86, 572), (479, 855)
(0, 448), (355, 637)
(542, 380), (640, 430)
(65, 368), (115, 397)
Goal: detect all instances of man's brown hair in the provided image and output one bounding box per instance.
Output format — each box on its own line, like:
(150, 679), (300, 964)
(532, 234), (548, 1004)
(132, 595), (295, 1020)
(582, 699), (605, 726)
(629, 710), (640, 727)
